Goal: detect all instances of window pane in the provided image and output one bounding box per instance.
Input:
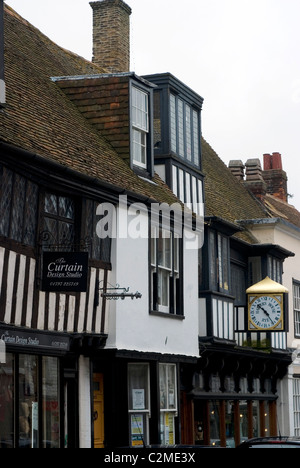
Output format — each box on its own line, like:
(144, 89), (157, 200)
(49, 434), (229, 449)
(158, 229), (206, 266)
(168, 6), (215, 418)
(133, 129), (147, 168)
(210, 401), (221, 446)
(86, 199), (99, 260)
(170, 94), (177, 153)
(45, 193), (57, 215)
(42, 357), (60, 448)
(295, 310), (300, 337)
(159, 364), (177, 411)
(167, 365), (176, 410)
(130, 413), (149, 448)
(178, 169), (184, 203)
(160, 412), (175, 445)
(59, 197), (74, 220)
(0, 169), (11, 236)
(58, 221), (75, 247)
(132, 87), (148, 132)
(218, 235), (223, 289)
(178, 99), (184, 157)
(43, 217), (57, 246)
(0, 166), (13, 238)
(239, 401), (249, 443)
(23, 182), (38, 246)
(153, 91), (161, 150)
(0, 168), (38, 246)
(151, 228), (157, 267)
(218, 234), (229, 291)
(19, 355), (39, 448)
(174, 236), (179, 273)
(185, 173), (192, 210)
(294, 283), (300, 337)
(10, 174), (26, 242)
(128, 364), (150, 411)
(158, 236), (171, 269)
(193, 110), (200, 167)
(225, 401), (236, 448)
(0, 354), (14, 449)
(197, 180), (204, 216)
(44, 193), (75, 250)
(209, 231), (217, 289)
(186, 105), (192, 161)
(252, 401), (261, 438)
(158, 269), (170, 308)
(172, 165), (178, 197)
(264, 402), (270, 436)
(198, 179), (203, 203)
(159, 364), (167, 409)
(192, 176), (198, 215)
(222, 236), (229, 291)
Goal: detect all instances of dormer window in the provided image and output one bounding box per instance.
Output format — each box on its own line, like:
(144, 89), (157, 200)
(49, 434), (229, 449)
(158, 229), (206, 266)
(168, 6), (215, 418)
(132, 86), (149, 169)
(142, 73), (204, 213)
(54, 73), (155, 177)
(130, 82), (155, 175)
(170, 94), (200, 167)
(143, 73), (203, 170)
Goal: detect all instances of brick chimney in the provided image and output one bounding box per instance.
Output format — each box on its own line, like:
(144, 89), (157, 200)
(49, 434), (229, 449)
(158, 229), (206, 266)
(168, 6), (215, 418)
(90, 0), (132, 73)
(263, 153), (288, 202)
(0, 0), (6, 107)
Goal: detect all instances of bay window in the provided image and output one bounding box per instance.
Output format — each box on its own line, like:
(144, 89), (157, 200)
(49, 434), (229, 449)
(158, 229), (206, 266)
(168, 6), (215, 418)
(144, 73), (203, 170)
(209, 231), (230, 293)
(170, 93), (201, 167)
(172, 165), (204, 216)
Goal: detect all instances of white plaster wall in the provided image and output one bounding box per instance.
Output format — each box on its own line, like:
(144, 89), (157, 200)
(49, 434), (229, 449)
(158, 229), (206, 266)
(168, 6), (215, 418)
(105, 204), (200, 358)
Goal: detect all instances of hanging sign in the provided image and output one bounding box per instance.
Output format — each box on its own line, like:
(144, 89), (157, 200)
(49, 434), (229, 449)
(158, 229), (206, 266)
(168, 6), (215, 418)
(42, 252), (89, 293)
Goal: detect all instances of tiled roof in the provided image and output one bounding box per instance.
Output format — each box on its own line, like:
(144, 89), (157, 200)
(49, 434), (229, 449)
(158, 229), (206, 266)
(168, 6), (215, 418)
(202, 138), (267, 243)
(264, 194), (300, 229)
(0, 6), (180, 206)
(202, 136), (300, 240)
(3, 5), (289, 242)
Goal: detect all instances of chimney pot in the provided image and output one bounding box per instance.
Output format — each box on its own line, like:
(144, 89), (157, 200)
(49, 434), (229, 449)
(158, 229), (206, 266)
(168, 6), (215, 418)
(272, 152), (283, 170)
(263, 153), (272, 171)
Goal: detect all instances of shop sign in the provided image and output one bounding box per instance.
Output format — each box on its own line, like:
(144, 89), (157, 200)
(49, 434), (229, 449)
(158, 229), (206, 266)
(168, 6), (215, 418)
(42, 252), (88, 293)
(0, 328), (70, 352)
